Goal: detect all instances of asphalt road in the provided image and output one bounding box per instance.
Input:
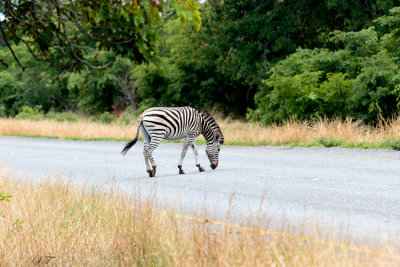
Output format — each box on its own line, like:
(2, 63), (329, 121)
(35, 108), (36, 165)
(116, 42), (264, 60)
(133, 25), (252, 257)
(1, 136), (400, 242)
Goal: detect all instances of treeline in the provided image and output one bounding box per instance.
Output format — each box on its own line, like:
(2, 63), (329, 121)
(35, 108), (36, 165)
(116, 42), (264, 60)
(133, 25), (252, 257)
(1, 0), (400, 123)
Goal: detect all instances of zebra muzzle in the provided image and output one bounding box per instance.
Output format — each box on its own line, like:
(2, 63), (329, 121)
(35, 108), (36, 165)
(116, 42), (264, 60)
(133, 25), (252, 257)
(210, 161), (218, 170)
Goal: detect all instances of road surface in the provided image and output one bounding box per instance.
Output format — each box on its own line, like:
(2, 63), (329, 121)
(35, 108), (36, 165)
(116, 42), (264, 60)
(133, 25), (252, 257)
(1, 136), (399, 242)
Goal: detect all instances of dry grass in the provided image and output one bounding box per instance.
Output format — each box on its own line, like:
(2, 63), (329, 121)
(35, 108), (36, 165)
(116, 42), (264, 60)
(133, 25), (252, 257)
(0, 118), (137, 140)
(2, 117), (400, 148)
(218, 117), (400, 146)
(0, 170), (399, 266)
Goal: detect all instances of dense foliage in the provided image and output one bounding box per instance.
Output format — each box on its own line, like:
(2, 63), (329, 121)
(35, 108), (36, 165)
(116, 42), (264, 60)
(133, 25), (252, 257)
(0, 0), (200, 70)
(248, 7), (400, 123)
(1, 0), (400, 123)
(132, 0), (400, 115)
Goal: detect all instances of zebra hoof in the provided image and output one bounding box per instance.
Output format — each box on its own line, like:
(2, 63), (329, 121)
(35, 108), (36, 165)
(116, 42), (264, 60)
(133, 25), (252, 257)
(178, 166), (184, 175)
(197, 165), (205, 172)
(148, 170), (155, 177)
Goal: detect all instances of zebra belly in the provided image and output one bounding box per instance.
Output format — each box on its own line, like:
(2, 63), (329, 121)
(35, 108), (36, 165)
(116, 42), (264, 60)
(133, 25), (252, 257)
(142, 123), (185, 140)
(164, 133), (187, 140)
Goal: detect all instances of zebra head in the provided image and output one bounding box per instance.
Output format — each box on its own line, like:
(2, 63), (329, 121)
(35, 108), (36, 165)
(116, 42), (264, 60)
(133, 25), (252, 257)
(198, 109), (223, 169)
(205, 140), (220, 169)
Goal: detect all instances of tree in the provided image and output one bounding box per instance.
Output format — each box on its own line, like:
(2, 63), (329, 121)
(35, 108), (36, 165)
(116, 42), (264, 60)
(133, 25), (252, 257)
(203, 0), (400, 114)
(0, 43), (71, 116)
(0, 0), (200, 71)
(248, 7), (400, 124)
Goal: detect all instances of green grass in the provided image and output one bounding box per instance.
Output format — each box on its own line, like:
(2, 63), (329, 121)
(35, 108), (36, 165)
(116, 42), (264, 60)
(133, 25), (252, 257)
(317, 137), (344, 148)
(383, 139), (400, 150)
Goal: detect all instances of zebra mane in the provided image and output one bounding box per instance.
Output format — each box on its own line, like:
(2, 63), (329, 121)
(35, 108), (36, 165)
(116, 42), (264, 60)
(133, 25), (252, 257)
(197, 109), (224, 144)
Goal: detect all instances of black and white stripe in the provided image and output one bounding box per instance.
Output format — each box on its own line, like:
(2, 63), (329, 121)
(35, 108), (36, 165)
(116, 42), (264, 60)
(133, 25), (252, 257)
(121, 106), (223, 177)
(198, 110), (224, 145)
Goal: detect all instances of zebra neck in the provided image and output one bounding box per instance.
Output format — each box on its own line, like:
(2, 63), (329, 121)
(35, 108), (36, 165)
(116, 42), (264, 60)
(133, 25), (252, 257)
(199, 111), (223, 143)
(201, 123), (215, 145)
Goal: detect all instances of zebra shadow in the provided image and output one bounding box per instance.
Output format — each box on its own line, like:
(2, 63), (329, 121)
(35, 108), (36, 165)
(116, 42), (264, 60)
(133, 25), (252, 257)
(134, 168), (222, 180)
(156, 170), (211, 178)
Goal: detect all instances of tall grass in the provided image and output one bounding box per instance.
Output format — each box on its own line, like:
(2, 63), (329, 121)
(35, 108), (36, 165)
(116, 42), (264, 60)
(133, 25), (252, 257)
(0, 118), (136, 140)
(2, 116), (400, 148)
(0, 170), (398, 266)
(218, 117), (400, 147)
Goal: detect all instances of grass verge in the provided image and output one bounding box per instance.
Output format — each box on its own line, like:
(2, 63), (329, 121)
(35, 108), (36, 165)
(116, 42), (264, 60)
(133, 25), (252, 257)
(0, 170), (398, 266)
(3, 117), (400, 149)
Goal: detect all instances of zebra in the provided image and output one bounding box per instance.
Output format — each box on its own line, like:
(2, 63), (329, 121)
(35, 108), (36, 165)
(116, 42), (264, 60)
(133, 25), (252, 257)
(121, 106), (224, 177)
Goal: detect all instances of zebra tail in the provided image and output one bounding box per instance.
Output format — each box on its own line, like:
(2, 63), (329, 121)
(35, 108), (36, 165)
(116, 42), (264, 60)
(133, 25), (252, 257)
(121, 122), (141, 156)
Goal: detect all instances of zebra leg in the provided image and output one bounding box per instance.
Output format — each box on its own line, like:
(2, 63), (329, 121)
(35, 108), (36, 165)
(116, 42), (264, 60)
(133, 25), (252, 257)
(147, 150), (157, 177)
(146, 136), (163, 177)
(141, 125), (153, 177)
(178, 137), (195, 174)
(143, 146), (153, 177)
(191, 143), (204, 172)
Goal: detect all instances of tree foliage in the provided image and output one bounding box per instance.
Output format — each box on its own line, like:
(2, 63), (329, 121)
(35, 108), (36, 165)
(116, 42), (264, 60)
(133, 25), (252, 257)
(248, 8), (400, 124)
(0, 0), (201, 70)
(1, 1), (400, 124)
(133, 0), (400, 115)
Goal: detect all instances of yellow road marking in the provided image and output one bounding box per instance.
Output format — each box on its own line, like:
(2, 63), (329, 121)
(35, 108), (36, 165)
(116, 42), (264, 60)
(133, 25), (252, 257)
(143, 208), (400, 260)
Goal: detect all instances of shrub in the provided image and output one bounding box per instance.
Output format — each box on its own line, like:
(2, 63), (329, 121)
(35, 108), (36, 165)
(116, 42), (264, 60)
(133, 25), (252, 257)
(0, 105), (6, 118)
(15, 106), (45, 120)
(248, 20), (400, 124)
(46, 111), (79, 122)
(97, 111), (114, 124)
(318, 137), (344, 148)
(385, 139), (400, 150)
(248, 64), (353, 124)
(118, 106), (137, 125)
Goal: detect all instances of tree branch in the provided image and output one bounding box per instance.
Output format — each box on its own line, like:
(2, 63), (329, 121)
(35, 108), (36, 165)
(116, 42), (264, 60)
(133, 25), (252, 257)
(70, 43), (97, 51)
(3, 21), (51, 63)
(5, 0), (51, 25)
(0, 22), (28, 71)
(63, 8), (137, 45)
(0, 59), (9, 68)
(59, 14), (112, 69)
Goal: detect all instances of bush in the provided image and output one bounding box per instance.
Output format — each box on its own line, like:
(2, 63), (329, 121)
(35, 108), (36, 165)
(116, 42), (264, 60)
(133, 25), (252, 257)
(385, 139), (400, 150)
(46, 111), (79, 122)
(97, 111), (114, 124)
(248, 24), (400, 124)
(248, 65), (352, 124)
(0, 105), (6, 118)
(318, 137), (344, 148)
(0, 71), (24, 117)
(118, 106), (137, 125)
(15, 106), (45, 120)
